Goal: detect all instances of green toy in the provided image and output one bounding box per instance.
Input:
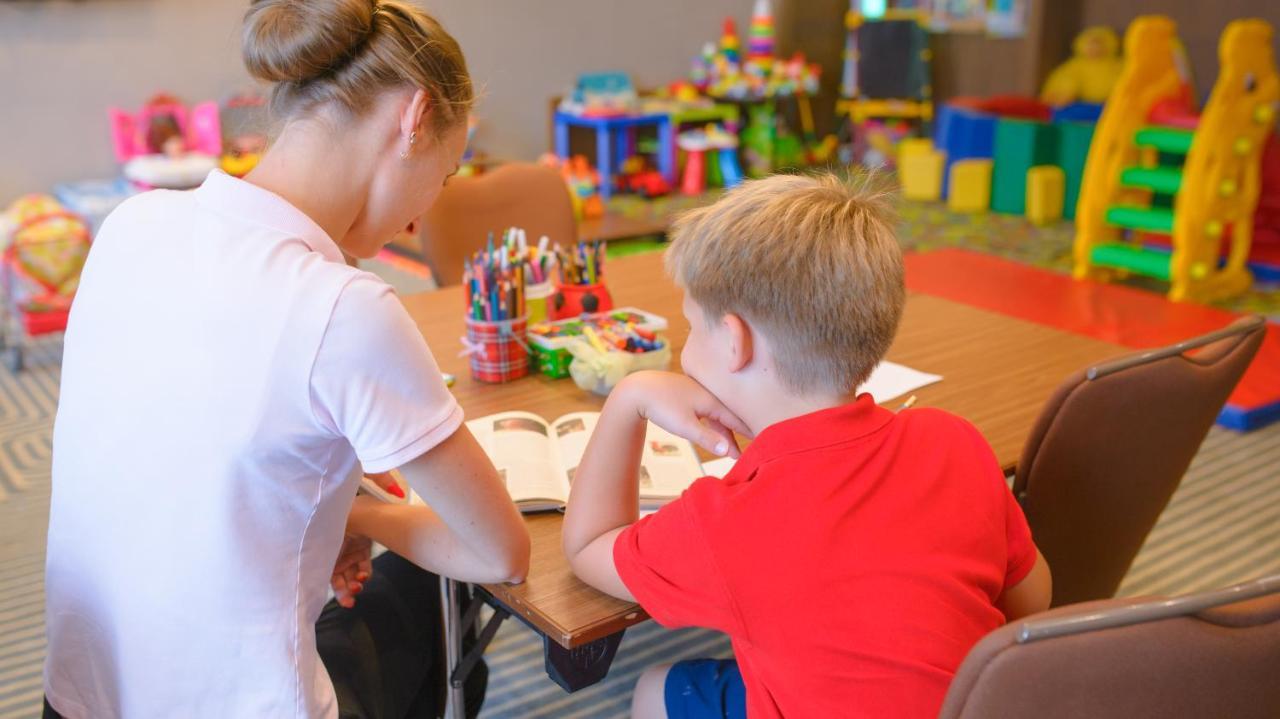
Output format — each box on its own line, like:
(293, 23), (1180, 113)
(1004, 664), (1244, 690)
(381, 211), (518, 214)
(742, 102), (777, 177)
(1055, 121), (1095, 219)
(992, 119), (1060, 215)
(530, 345), (576, 378)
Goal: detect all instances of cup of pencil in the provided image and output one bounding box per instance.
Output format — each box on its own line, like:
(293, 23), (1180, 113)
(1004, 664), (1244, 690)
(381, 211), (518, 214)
(462, 229), (535, 383)
(464, 316), (529, 383)
(523, 236), (557, 324)
(550, 240), (613, 320)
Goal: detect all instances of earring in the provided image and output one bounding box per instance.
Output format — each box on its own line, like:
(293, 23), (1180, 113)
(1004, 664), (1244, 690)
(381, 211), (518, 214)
(400, 131), (417, 160)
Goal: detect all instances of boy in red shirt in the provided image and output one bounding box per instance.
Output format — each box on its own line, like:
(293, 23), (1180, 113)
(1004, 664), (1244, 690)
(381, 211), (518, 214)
(562, 174), (1052, 719)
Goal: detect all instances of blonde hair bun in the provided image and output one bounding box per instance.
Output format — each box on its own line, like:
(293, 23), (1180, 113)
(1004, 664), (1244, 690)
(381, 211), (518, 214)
(242, 0), (472, 133)
(242, 0), (376, 85)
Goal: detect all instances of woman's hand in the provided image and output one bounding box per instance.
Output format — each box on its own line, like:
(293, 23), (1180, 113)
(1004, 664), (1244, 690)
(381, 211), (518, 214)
(330, 529), (373, 609)
(363, 470), (407, 500)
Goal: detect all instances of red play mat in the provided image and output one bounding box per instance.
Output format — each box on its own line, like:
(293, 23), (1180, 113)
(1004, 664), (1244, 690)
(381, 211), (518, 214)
(903, 249), (1279, 429)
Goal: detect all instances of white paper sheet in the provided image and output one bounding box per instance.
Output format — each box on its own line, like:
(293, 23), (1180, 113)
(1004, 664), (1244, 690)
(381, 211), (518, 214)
(858, 361), (942, 405)
(700, 456), (737, 479)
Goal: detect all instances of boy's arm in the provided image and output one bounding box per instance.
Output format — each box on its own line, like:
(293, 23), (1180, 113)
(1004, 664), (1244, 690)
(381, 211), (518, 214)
(562, 371), (749, 602)
(559, 384), (645, 600)
(998, 547), (1052, 620)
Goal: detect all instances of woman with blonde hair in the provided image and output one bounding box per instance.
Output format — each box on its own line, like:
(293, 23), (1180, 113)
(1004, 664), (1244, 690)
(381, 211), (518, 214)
(44, 2), (527, 717)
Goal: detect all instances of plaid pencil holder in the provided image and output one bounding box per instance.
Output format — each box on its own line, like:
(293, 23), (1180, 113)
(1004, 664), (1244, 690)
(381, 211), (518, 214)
(463, 316), (530, 383)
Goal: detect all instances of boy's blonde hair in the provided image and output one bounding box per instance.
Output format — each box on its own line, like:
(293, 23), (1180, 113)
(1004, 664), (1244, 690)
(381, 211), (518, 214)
(666, 173), (904, 394)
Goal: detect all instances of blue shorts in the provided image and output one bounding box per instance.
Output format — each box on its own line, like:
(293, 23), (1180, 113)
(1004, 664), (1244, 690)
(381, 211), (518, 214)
(664, 659), (746, 719)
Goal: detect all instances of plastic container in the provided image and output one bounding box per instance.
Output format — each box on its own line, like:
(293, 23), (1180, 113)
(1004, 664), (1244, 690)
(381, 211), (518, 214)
(550, 282), (613, 320)
(567, 339), (672, 396)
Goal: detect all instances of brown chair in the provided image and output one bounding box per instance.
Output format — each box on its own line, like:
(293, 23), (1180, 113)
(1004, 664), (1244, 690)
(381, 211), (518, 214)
(938, 574), (1280, 719)
(1013, 315), (1266, 607)
(417, 162), (577, 286)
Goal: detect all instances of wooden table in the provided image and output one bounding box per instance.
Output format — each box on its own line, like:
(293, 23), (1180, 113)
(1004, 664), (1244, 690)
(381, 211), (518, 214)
(400, 250), (1128, 700)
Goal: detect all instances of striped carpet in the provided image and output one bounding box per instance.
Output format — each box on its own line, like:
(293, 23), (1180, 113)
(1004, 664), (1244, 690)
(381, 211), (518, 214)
(3, 338), (1279, 717)
(0, 339), (59, 717)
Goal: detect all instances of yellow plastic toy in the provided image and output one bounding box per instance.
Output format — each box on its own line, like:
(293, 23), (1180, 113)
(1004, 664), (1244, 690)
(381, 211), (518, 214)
(1041, 26), (1124, 106)
(897, 138), (934, 158)
(899, 142), (945, 201)
(1073, 16), (1279, 304)
(948, 159), (993, 213)
(1026, 165), (1066, 225)
(219, 152), (260, 177)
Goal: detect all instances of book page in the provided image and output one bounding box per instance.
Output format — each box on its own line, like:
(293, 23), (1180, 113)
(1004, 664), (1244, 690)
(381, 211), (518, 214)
(638, 424), (704, 504)
(551, 413), (702, 507)
(549, 412), (598, 498)
(466, 411), (565, 510)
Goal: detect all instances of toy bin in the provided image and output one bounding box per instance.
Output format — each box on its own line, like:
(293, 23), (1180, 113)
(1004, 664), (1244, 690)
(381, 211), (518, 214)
(568, 339), (672, 396)
(528, 307), (668, 379)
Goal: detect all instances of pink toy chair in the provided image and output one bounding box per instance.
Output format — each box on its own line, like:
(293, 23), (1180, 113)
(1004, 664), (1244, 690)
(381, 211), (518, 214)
(187, 102), (224, 156)
(109, 99), (222, 162)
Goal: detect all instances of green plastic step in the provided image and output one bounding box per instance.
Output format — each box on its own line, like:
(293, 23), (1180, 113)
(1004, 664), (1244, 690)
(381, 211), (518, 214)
(1090, 243), (1173, 281)
(1120, 166), (1184, 194)
(1105, 205), (1175, 233)
(1134, 126), (1194, 154)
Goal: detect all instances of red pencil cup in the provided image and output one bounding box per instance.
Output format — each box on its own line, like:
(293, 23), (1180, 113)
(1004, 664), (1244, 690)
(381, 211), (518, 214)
(464, 316), (530, 383)
(550, 283), (614, 320)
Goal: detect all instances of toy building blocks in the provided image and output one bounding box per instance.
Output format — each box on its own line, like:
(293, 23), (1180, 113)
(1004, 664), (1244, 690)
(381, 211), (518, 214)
(898, 139), (945, 201)
(991, 118), (1060, 215)
(1026, 165), (1066, 225)
(948, 159), (993, 213)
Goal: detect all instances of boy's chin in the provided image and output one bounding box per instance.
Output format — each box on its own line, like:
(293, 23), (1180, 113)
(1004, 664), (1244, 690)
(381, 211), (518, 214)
(693, 374), (744, 412)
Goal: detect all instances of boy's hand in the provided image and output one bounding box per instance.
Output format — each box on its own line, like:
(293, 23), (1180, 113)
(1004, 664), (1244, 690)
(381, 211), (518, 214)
(616, 371), (752, 458)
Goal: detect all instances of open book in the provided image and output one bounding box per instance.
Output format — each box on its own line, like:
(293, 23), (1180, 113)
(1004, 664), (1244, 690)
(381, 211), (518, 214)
(464, 411), (705, 512)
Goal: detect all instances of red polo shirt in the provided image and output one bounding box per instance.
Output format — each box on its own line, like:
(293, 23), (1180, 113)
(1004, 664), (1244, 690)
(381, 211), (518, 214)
(614, 395), (1036, 718)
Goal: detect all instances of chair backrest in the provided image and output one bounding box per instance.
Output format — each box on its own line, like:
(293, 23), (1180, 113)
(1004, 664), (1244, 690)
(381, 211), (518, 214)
(1013, 316), (1266, 606)
(939, 575), (1280, 719)
(418, 163), (577, 287)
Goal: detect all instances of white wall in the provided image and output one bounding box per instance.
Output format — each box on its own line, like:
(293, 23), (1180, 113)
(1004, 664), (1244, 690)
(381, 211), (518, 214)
(0, 0), (760, 204)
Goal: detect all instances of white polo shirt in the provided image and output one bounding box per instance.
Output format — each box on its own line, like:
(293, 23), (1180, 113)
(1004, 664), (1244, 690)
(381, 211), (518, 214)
(45, 171), (462, 718)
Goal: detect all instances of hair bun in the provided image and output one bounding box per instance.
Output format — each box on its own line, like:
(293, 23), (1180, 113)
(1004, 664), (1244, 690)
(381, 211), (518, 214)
(243, 0), (376, 84)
